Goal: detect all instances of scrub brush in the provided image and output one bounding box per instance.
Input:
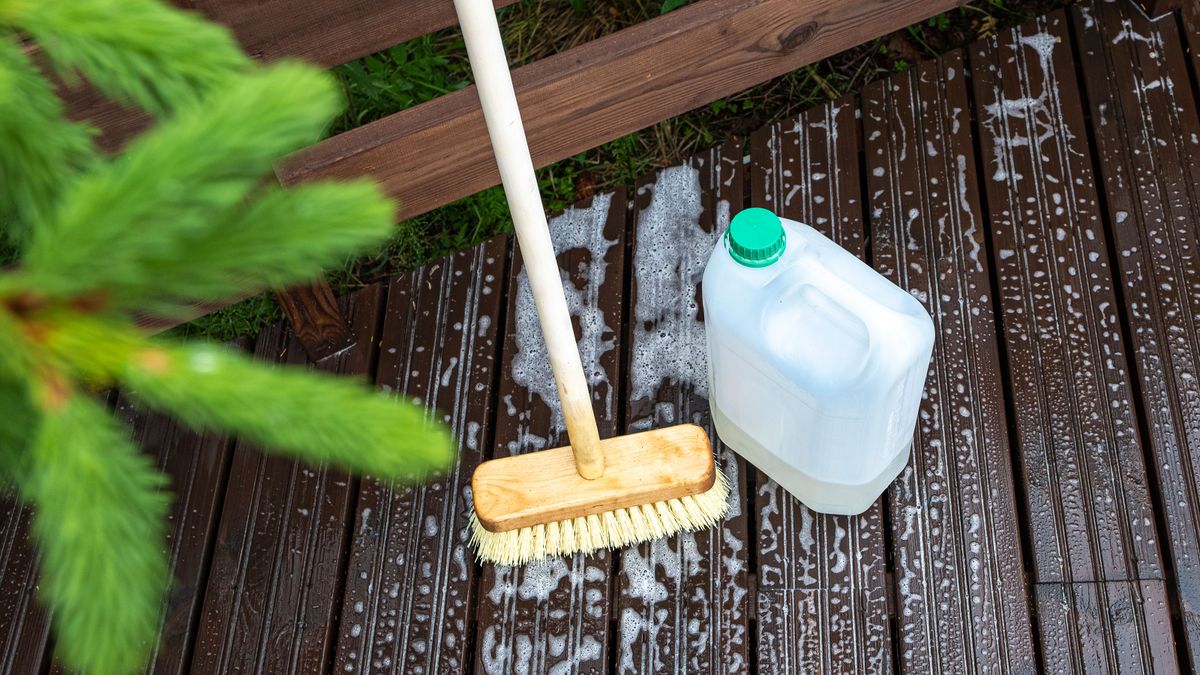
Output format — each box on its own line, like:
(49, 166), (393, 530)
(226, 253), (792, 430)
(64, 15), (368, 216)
(453, 0), (729, 566)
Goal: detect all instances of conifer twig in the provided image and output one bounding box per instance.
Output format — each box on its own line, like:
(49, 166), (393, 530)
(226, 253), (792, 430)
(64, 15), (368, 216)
(12, 0), (250, 117)
(26, 392), (170, 675)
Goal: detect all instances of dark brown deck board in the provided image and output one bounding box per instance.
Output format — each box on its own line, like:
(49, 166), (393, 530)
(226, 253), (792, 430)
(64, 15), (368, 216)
(1074, 0), (1200, 665)
(332, 238), (507, 674)
(1183, 0), (1200, 89)
(188, 0), (519, 67)
(473, 193), (627, 674)
(0, 498), (50, 675)
(12, 7), (1200, 670)
(748, 98), (892, 674)
(110, 399), (232, 675)
(865, 52), (1039, 673)
(191, 286), (382, 674)
(1036, 580), (1177, 672)
(617, 142), (750, 674)
(971, 9), (1174, 668)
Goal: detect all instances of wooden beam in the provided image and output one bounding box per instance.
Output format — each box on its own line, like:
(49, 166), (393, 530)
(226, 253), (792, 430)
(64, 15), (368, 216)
(273, 280), (357, 361)
(189, 0), (518, 66)
(278, 0), (969, 221)
(131, 280), (355, 364)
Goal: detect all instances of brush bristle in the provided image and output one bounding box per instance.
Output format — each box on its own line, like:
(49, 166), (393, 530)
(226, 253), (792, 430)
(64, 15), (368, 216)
(470, 469), (730, 566)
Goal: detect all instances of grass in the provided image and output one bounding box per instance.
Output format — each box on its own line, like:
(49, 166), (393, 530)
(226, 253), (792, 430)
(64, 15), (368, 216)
(172, 0), (1070, 342)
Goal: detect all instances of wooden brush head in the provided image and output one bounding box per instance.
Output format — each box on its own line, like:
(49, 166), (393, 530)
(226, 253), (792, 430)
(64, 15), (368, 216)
(471, 423), (716, 533)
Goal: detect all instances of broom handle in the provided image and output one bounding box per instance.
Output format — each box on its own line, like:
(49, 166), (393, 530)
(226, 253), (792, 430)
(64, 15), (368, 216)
(454, 0), (604, 479)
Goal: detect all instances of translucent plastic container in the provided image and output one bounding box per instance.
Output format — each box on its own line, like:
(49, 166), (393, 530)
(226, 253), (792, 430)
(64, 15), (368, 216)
(702, 208), (934, 515)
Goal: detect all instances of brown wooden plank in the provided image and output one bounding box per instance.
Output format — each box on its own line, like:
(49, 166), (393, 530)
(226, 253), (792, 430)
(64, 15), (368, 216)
(1036, 580), (1177, 672)
(747, 98), (891, 674)
(1128, 0), (1180, 19)
(1185, 0), (1200, 86)
(1073, 0), (1200, 665)
(473, 192), (626, 674)
(55, 0), (517, 147)
(279, 0), (970, 223)
(189, 0), (517, 67)
(6, 383), (238, 675)
(617, 142), (749, 674)
(57, 78), (151, 155)
(274, 280), (356, 363)
(0, 497), (51, 674)
(190, 284), (382, 674)
(972, 5), (1161, 587)
(330, 238), (506, 674)
(111, 399), (232, 675)
(970, 10), (1174, 668)
(864, 52), (1038, 673)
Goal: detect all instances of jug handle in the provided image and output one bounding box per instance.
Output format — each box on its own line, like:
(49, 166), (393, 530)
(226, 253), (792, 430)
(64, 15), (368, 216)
(786, 262), (894, 357)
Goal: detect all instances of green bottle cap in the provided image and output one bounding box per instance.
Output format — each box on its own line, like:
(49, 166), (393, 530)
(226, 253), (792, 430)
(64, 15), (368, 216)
(726, 207), (785, 268)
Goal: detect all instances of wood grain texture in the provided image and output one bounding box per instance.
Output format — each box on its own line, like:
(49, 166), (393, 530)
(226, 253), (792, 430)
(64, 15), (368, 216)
(110, 399), (232, 675)
(55, 0), (516, 146)
(1127, 0), (1181, 18)
(617, 142), (749, 674)
(274, 280), (356, 363)
(56, 77), (151, 154)
(0, 498), (51, 675)
(191, 285), (381, 674)
(332, 237), (507, 674)
(1073, 0), (1200, 665)
(748, 97), (891, 674)
(473, 193), (625, 675)
(866, 52), (1038, 673)
(189, 0), (517, 66)
(971, 9), (1173, 667)
(1185, 0), (1200, 86)
(1035, 580), (1177, 673)
(473, 424), (715, 531)
(279, 0), (970, 223)
(973, 7), (1161, 585)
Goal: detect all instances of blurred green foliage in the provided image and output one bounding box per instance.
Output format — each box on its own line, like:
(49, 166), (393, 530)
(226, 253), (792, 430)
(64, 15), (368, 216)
(0, 1), (454, 672)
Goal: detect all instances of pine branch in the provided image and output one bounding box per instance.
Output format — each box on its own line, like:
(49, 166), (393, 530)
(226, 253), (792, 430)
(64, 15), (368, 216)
(21, 63), (343, 303)
(129, 181), (394, 319)
(0, 377), (36, 490)
(120, 341), (455, 481)
(25, 392), (169, 675)
(12, 0), (250, 117)
(0, 36), (97, 247)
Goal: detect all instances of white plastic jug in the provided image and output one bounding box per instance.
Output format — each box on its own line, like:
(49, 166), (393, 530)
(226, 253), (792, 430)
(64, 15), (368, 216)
(702, 208), (934, 515)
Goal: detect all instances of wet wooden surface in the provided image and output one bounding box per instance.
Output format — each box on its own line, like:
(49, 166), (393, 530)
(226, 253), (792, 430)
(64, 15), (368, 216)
(865, 52), (1038, 672)
(749, 98), (892, 674)
(1074, 0), (1200, 665)
(5, 4), (1200, 672)
(473, 193), (625, 674)
(334, 240), (506, 674)
(972, 9), (1177, 671)
(190, 287), (382, 674)
(0, 501), (51, 674)
(618, 143), (750, 674)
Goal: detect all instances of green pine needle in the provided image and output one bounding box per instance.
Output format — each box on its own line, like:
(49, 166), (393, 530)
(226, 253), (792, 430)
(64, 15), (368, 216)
(0, 377), (36, 489)
(133, 180), (395, 319)
(13, 0), (249, 117)
(121, 341), (455, 481)
(0, 36), (97, 247)
(21, 62), (344, 303)
(1, 2), (446, 671)
(26, 393), (169, 675)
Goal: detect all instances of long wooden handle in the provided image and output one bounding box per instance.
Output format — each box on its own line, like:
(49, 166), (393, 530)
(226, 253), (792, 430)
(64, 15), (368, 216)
(454, 0), (604, 479)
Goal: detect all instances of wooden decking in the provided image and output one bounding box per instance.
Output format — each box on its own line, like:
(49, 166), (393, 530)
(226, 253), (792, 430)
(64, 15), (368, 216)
(4, 1), (1200, 672)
